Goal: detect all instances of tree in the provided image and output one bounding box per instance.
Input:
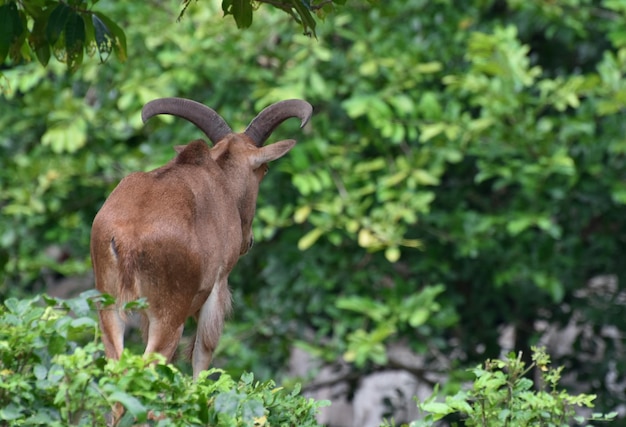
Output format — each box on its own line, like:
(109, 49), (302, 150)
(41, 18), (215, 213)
(0, 0), (344, 72)
(2, 0), (626, 424)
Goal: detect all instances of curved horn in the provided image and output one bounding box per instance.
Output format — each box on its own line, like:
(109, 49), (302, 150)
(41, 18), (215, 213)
(244, 99), (313, 147)
(141, 97), (232, 145)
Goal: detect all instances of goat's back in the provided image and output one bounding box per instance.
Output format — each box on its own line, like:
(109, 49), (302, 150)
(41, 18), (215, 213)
(91, 152), (242, 306)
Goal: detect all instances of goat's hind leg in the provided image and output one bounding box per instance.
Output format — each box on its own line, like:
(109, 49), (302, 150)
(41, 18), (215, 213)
(143, 315), (185, 363)
(96, 307), (127, 426)
(191, 278), (232, 379)
(98, 308), (126, 359)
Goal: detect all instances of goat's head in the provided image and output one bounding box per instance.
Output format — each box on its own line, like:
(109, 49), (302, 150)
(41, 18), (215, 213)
(141, 98), (312, 255)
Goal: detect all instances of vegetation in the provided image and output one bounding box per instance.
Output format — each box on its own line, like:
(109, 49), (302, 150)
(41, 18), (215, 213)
(0, 293), (327, 426)
(0, 0), (344, 72)
(1, 0), (625, 425)
(406, 347), (617, 427)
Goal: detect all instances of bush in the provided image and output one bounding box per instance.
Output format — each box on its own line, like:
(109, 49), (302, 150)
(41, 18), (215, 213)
(395, 347), (617, 427)
(0, 293), (328, 426)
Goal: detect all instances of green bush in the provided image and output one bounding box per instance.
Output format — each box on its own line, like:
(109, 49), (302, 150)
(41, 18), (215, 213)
(394, 347), (617, 427)
(0, 293), (328, 426)
(2, 0), (626, 421)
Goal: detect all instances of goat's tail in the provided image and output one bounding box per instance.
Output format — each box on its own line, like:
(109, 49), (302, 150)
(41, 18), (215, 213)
(184, 275), (233, 362)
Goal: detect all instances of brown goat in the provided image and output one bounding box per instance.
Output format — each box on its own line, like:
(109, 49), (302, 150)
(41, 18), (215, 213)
(90, 98), (312, 378)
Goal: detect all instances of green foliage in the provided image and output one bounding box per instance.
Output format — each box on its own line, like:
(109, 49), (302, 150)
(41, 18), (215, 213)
(336, 284), (455, 366)
(0, 0), (127, 71)
(0, 294), (328, 426)
(399, 347), (617, 427)
(188, 0), (351, 35)
(2, 0), (626, 423)
(0, 0), (349, 71)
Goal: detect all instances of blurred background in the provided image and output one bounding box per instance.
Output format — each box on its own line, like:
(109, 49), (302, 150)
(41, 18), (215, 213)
(1, 0), (626, 425)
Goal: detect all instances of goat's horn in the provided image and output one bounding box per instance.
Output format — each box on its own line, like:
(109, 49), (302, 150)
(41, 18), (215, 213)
(141, 98), (232, 145)
(244, 99), (313, 147)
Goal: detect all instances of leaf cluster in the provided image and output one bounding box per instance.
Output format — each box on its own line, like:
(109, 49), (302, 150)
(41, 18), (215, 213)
(213, 0), (336, 35)
(335, 284), (455, 367)
(0, 293), (328, 426)
(402, 347), (617, 427)
(0, 0), (126, 72)
(2, 0), (626, 422)
(1, 0), (351, 72)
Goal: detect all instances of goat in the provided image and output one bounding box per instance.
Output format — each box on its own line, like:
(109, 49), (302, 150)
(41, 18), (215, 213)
(90, 97), (312, 378)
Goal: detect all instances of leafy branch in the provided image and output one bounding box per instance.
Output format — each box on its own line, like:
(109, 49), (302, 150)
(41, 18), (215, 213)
(1, 0), (348, 72)
(404, 347), (618, 427)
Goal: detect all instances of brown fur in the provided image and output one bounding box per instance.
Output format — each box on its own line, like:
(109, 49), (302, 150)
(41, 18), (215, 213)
(91, 134), (296, 378)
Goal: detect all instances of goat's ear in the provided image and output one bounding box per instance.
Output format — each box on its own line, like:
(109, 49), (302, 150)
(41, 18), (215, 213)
(174, 145), (187, 153)
(209, 140), (230, 161)
(249, 139), (296, 168)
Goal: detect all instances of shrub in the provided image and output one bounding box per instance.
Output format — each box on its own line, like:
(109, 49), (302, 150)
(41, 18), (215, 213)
(0, 293), (328, 426)
(394, 347), (617, 427)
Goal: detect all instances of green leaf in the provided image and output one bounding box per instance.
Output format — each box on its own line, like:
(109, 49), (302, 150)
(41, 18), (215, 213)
(240, 371), (254, 385)
(69, 317), (97, 330)
(343, 95), (378, 118)
(343, 328), (391, 366)
(65, 294), (92, 316)
(47, 334), (66, 355)
(420, 401), (453, 416)
(294, 205), (312, 224)
(0, 403), (23, 421)
(297, 227), (324, 250)
(222, 0), (232, 15)
(506, 215), (534, 236)
(30, 14), (51, 66)
(65, 11), (86, 57)
(91, 13), (113, 61)
(3, 297), (18, 314)
(108, 391), (147, 421)
(242, 398), (265, 420)
(336, 296), (390, 322)
(408, 308), (431, 328)
(93, 12), (127, 61)
(123, 298), (149, 311)
(415, 61), (443, 74)
(46, 3), (72, 46)
(231, 0), (253, 29)
(419, 122), (447, 143)
(117, 411), (138, 427)
(215, 389), (245, 414)
(291, 0), (316, 36)
(0, 3), (21, 64)
(601, 411), (619, 420)
(33, 364), (48, 380)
